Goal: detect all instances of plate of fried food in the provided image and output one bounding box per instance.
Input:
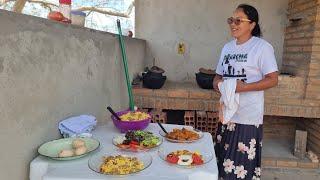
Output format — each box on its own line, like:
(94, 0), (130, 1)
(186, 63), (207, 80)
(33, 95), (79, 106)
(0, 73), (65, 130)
(113, 130), (162, 152)
(159, 126), (203, 143)
(88, 151), (152, 175)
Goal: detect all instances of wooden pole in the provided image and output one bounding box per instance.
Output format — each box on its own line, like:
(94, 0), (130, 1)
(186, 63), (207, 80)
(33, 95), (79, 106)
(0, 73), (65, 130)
(13, 0), (27, 13)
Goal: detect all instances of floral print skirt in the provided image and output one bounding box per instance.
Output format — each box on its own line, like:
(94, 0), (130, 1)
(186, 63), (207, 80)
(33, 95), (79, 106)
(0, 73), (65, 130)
(215, 122), (263, 180)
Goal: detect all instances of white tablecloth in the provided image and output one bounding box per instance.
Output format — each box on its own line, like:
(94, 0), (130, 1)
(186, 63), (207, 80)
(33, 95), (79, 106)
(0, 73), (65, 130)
(30, 122), (218, 180)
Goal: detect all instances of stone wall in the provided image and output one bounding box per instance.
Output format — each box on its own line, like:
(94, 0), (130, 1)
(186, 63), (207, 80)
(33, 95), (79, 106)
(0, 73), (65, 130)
(0, 10), (146, 180)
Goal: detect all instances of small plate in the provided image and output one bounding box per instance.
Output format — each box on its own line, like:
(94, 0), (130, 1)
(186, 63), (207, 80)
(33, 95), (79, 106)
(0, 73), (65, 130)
(88, 151), (152, 175)
(159, 127), (203, 143)
(112, 134), (163, 152)
(38, 137), (100, 160)
(158, 147), (213, 168)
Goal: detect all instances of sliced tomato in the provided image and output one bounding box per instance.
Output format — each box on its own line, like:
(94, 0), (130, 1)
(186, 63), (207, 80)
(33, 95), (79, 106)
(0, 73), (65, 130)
(192, 154), (204, 165)
(166, 154), (179, 164)
(130, 141), (139, 145)
(129, 143), (139, 150)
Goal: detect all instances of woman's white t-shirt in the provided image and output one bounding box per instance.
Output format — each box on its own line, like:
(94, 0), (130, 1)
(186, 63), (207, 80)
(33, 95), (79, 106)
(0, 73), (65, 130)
(216, 36), (278, 125)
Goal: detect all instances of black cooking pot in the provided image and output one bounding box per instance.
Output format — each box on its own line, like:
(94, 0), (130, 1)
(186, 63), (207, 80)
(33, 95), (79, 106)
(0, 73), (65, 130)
(142, 73), (166, 89)
(195, 72), (215, 89)
(144, 71), (163, 77)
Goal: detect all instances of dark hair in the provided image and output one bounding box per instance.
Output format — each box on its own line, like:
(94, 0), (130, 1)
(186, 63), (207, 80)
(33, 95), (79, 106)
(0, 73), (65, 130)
(237, 4), (262, 37)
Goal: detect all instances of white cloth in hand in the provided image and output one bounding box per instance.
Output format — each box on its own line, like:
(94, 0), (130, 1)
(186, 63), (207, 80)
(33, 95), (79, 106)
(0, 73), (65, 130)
(218, 79), (239, 124)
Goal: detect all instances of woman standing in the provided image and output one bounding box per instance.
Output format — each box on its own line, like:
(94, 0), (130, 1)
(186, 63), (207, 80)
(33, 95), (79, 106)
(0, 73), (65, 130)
(214, 4), (278, 179)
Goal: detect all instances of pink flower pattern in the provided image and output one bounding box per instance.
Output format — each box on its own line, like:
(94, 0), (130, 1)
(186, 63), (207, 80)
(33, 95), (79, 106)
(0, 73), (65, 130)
(254, 167), (261, 176)
(237, 142), (248, 153)
(234, 165), (247, 179)
(215, 123), (262, 179)
(227, 122), (236, 131)
(223, 159), (235, 173)
(224, 144), (229, 150)
(217, 134), (222, 143)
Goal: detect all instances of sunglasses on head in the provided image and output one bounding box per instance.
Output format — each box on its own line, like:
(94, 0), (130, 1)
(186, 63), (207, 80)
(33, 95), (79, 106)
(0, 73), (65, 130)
(227, 17), (251, 25)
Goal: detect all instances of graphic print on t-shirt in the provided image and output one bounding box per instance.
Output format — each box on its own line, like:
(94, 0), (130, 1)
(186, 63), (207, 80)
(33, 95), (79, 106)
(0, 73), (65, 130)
(221, 53), (248, 82)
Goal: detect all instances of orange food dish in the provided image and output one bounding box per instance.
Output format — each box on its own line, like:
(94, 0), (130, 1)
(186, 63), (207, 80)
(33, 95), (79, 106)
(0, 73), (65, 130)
(165, 128), (200, 141)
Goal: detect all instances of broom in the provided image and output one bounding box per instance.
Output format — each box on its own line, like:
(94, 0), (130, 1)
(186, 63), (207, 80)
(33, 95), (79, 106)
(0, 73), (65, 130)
(116, 19), (135, 111)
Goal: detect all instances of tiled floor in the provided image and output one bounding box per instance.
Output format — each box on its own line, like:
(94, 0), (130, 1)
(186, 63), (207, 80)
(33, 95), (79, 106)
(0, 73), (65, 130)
(261, 138), (320, 179)
(262, 138), (297, 159)
(262, 167), (320, 180)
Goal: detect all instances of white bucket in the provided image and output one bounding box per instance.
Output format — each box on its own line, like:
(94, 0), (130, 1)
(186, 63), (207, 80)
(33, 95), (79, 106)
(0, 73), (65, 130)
(71, 11), (86, 26)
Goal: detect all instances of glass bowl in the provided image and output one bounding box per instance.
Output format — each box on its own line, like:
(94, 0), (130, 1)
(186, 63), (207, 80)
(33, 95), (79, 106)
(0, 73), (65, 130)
(159, 126), (204, 143)
(158, 146), (213, 168)
(112, 134), (163, 152)
(88, 151), (152, 176)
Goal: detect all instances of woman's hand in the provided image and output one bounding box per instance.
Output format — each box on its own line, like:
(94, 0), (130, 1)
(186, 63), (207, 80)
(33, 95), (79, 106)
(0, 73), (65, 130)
(235, 80), (247, 92)
(213, 75), (223, 92)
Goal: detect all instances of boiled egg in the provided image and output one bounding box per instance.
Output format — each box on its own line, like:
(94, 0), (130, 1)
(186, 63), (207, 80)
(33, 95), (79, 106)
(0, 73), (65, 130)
(177, 155), (193, 166)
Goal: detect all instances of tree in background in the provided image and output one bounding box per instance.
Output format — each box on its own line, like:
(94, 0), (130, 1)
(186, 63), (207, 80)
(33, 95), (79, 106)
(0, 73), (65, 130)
(0, 0), (135, 33)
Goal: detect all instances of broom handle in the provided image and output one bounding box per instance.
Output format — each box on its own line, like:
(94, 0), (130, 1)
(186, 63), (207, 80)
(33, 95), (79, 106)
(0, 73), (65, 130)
(117, 19), (134, 111)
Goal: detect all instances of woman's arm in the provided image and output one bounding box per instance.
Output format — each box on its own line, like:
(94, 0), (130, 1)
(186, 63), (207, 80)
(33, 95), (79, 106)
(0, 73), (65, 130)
(236, 71), (278, 92)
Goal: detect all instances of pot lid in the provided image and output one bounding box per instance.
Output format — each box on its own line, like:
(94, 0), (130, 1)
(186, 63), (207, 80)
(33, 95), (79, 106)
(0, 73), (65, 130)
(150, 66), (165, 74)
(199, 68), (215, 75)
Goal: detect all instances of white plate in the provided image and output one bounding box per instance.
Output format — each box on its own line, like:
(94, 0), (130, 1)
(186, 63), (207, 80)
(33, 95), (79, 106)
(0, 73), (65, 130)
(38, 137), (100, 160)
(158, 147), (213, 168)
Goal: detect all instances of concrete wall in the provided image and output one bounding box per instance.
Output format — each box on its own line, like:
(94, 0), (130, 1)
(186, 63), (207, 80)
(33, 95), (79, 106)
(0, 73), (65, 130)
(0, 10), (145, 180)
(135, 0), (288, 82)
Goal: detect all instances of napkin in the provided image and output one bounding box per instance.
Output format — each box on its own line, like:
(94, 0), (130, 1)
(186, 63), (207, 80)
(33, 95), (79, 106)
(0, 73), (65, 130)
(58, 115), (97, 137)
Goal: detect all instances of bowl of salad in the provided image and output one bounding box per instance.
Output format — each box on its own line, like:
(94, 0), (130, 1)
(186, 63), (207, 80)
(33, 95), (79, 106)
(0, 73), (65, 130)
(113, 130), (162, 152)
